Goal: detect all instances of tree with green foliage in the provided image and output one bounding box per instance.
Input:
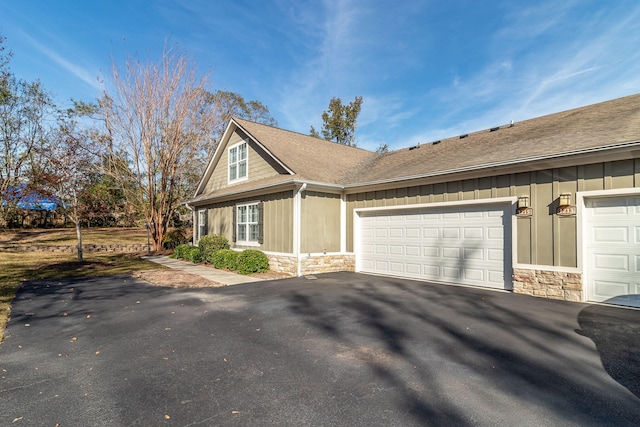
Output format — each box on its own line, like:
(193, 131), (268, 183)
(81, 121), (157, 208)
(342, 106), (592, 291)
(0, 36), (59, 227)
(310, 96), (363, 146)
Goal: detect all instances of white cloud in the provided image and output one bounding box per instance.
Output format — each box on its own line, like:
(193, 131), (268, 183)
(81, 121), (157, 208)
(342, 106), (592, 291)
(18, 30), (102, 93)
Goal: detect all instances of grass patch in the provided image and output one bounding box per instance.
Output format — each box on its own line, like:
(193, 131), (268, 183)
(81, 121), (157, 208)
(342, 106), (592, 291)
(0, 251), (162, 341)
(0, 227), (150, 245)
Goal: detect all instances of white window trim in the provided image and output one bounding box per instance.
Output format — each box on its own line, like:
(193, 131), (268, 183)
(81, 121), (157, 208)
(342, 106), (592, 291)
(197, 209), (207, 241)
(228, 140), (249, 184)
(236, 201), (260, 247)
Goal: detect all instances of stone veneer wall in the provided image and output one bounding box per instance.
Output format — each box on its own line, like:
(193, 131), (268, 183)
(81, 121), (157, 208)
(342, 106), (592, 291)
(513, 268), (582, 302)
(267, 253), (355, 276)
(0, 243), (150, 253)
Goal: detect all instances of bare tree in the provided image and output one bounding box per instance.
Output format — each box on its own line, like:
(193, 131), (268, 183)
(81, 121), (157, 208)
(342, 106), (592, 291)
(99, 45), (219, 250)
(41, 109), (96, 261)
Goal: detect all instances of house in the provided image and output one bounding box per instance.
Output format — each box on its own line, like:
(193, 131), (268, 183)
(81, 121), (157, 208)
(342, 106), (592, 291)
(188, 93), (640, 307)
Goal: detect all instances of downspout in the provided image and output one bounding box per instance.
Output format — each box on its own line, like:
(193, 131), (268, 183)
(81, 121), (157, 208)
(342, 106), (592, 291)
(185, 202), (195, 245)
(294, 183), (307, 276)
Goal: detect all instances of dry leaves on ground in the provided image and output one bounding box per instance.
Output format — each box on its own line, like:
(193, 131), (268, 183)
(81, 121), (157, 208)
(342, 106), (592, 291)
(132, 269), (226, 288)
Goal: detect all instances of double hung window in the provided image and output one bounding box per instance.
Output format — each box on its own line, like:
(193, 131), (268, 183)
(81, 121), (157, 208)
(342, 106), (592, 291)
(236, 203), (259, 244)
(229, 141), (248, 182)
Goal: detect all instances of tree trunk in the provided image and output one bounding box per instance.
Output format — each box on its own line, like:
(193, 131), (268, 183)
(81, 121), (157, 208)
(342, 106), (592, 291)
(76, 222), (83, 262)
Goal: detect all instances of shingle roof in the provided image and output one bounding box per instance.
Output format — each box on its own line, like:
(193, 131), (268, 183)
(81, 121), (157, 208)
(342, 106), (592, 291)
(194, 93), (640, 202)
(233, 118), (376, 184)
(352, 93), (640, 184)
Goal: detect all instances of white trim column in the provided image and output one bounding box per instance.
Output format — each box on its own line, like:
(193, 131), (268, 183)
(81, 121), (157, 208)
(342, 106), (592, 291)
(293, 183), (307, 276)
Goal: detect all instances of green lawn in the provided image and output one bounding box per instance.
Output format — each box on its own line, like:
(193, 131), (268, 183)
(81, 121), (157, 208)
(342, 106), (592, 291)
(0, 227), (149, 245)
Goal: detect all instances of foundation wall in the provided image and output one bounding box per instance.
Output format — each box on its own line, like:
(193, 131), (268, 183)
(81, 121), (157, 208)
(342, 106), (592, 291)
(513, 268), (582, 302)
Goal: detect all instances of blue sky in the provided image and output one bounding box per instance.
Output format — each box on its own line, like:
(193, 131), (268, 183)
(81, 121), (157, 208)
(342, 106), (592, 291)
(2, 0), (640, 151)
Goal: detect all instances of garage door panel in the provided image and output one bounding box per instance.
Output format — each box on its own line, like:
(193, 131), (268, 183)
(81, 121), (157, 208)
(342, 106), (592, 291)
(592, 253), (629, 271)
(487, 249), (504, 261)
(442, 228), (460, 239)
(464, 268), (484, 281)
(442, 266), (461, 279)
(359, 203), (511, 289)
(423, 227), (438, 238)
(406, 263), (421, 274)
(593, 226), (628, 243)
(463, 211), (484, 219)
(422, 246), (439, 257)
(406, 228), (421, 238)
(389, 245), (403, 255)
(463, 228), (483, 239)
(586, 195), (640, 306)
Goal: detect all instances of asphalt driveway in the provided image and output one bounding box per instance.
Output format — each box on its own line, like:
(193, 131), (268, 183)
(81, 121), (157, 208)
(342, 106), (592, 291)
(1, 272), (639, 426)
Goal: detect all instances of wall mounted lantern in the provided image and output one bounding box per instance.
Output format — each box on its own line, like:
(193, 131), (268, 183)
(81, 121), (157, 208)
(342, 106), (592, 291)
(556, 193), (576, 216)
(516, 196), (533, 217)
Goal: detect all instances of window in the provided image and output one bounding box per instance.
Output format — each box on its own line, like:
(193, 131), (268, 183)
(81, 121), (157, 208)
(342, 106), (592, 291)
(228, 141), (248, 182)
(235, 202), (261, 245)
(198, 209), (207, 240)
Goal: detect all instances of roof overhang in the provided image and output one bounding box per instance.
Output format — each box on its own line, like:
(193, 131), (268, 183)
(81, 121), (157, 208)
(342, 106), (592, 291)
(188, 178), (344, 206)
(343, 140), (640, 194)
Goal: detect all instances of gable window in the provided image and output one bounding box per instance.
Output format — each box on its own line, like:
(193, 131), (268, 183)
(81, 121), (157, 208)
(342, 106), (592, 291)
(228, 141), (248, 183)
(198, 209), (207, 240)
(234, 202), (262, 246)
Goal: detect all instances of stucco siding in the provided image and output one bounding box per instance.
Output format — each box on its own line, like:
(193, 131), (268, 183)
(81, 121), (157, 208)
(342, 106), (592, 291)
(346, 160), (640, 269)
(301, 191), (341, 253)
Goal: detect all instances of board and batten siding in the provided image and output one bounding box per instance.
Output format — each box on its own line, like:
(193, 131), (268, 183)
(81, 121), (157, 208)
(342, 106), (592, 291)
(300, 191), (341, 254)
(201, 190), (294, 253)
(346, 159), (640, 269)
(204, 130), (286, 193)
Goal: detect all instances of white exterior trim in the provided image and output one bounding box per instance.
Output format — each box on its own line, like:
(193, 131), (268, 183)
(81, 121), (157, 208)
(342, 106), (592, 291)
(340, 193), (347, 253)
(577, 187), (640, 303)
(354, 197), (517, 285)
(293, 183), (306, 276)
(227, 140), (249, 184)
(512, 263), (581, 274)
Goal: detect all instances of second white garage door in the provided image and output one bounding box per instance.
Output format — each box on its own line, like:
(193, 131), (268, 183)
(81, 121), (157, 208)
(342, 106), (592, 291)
(584, 194), (640, 307)
(357, 203), (512, 290)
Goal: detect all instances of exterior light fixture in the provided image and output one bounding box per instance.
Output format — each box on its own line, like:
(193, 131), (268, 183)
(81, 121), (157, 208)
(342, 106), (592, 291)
(556, 193), (576, 216)
(516, 196), (533, 217)
(517, 196), (529, 209)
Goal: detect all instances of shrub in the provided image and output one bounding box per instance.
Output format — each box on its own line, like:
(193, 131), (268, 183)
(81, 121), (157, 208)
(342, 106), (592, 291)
(211, 249), (239, 270)
(236, 249), (269, 274)
(163, 228), (190, 249)
(173, 244), (191, 259)
(183, 246), (202, 263)
(198, 235), (230, 263)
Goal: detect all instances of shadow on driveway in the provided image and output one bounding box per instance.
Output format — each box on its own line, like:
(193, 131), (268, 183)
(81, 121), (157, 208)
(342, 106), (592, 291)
(1, 272), (639, 426)
(577, 303), (640, 399)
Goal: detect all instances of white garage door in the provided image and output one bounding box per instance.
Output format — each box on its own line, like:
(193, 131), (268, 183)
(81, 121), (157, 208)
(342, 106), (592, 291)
(358, 203), (512, 290)
(585, 195), (640, 307)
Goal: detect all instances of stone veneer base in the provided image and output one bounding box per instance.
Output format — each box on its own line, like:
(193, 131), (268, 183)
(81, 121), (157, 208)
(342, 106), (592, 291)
(513, 268), (582, 302)
(267, 254), (355, 276)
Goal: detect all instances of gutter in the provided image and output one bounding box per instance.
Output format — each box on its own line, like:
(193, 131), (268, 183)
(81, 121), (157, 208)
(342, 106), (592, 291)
(343, 139), (640, 189)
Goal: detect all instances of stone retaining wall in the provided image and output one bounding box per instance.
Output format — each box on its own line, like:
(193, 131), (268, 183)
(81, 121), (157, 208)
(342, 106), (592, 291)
(0, 243), (150, 253)
(513, 268), (582, 302)
(267, 253), (355, 276)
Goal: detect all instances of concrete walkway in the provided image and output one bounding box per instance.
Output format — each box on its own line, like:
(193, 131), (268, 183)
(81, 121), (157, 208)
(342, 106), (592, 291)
(143, 255), (263, 286)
